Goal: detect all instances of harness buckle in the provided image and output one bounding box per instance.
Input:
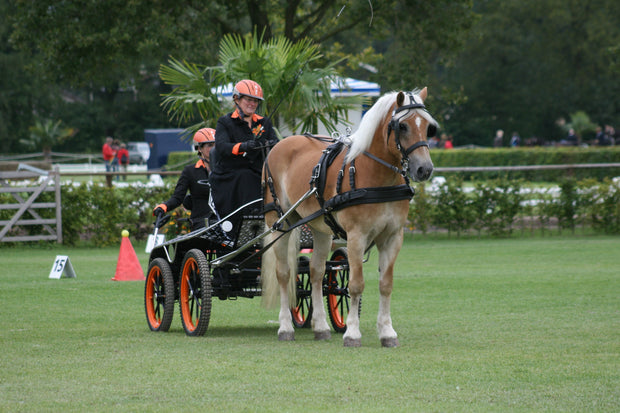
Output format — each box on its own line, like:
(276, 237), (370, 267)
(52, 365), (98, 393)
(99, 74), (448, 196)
(311, 163), (321, 181)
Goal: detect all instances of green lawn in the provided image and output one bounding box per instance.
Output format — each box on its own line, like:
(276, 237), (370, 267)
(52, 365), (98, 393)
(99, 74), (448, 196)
(0, 235), (618, 412)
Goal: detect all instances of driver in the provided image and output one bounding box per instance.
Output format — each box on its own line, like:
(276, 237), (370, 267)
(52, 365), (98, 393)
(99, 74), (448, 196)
(153, 127), (216, 231)
(209, 79), (278, 227)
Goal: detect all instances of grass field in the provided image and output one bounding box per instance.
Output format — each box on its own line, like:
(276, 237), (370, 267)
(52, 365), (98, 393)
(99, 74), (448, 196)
(1, 234), (618, 412)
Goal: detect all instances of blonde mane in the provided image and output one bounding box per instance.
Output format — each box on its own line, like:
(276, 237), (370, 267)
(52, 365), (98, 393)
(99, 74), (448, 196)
(345, 90), (437, 162)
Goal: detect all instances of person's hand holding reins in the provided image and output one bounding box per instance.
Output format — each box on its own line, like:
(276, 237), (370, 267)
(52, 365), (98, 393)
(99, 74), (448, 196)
(240, 139), (261, 152)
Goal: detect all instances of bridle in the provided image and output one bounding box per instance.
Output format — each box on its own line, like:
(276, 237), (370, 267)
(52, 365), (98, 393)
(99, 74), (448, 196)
(386, 92), (437, 170)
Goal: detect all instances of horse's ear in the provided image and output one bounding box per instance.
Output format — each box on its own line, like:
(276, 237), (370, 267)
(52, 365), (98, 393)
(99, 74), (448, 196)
(396, 91), (405, 107)
(419, 87), (428, 101)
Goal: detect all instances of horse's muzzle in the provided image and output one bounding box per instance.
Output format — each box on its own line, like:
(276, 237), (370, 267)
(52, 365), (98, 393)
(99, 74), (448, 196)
(410, 160), (434, 182)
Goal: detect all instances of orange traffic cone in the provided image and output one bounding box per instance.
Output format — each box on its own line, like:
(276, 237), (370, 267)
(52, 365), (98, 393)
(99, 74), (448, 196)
(111, 230), (145, 281)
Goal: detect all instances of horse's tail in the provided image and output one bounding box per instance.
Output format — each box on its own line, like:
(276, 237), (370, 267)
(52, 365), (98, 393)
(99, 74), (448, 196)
(261, 227), (299, 309)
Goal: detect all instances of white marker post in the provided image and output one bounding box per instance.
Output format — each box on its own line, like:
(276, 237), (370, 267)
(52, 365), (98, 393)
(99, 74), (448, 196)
(48, 255), (77, 279)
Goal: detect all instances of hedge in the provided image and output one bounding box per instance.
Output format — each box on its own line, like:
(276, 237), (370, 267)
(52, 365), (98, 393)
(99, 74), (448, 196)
(409, 177), (620, 237)
(1, 176), (618, 247)
(428, 146), (620, 181)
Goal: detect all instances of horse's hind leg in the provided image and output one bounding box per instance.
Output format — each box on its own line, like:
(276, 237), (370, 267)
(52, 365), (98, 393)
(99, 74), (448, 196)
(375, 230), (403, 348)
(309, 231), (332, 340)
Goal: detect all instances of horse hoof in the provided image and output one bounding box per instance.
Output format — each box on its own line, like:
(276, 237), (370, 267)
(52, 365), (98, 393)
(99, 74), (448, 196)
(314, 331), (331, 341)
(380, 337), (400, 348)
(278, 331), (295, 341)
(343, 337), (362, 347)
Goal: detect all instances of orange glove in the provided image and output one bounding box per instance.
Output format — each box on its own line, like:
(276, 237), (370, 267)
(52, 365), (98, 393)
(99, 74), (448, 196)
(153, 203), (167, 216)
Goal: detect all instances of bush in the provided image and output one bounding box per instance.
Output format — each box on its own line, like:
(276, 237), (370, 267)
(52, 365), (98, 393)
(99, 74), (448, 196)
(60, 182), (174, 246)
(409, 177), (620, 237)
(4, 173), (618, 246)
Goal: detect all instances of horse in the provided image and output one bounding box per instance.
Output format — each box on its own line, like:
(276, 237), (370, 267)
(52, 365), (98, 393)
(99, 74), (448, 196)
(261, 88), (437, 347)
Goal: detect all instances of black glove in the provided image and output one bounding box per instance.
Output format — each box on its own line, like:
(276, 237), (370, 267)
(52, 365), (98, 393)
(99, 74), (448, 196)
(153, 204), (166, 217)
(240, 139), (259, 152)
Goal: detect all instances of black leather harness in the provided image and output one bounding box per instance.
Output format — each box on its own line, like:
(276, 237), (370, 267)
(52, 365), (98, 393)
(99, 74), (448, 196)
(264, 92), (433, 239)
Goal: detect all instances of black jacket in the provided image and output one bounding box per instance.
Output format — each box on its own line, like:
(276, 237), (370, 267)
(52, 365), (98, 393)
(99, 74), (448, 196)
(210, 110), (278, 219)
(164, 159), (212, 228)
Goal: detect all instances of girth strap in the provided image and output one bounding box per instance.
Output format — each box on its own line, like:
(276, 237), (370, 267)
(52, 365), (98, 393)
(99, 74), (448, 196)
(324, 184), (414, 212)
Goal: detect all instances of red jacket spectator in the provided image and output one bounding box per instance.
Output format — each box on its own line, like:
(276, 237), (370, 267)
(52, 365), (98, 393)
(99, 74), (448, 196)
(102, 137), (116, 162)
(117, 145), (129, 166)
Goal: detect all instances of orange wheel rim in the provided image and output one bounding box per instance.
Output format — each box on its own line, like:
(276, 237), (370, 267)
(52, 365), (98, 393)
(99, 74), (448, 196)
(146, 267), (162, 328)
(180, 258), (198, 331)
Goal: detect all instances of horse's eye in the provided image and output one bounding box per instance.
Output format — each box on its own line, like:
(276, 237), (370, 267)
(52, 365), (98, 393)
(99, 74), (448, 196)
(399, 124), (407, 131)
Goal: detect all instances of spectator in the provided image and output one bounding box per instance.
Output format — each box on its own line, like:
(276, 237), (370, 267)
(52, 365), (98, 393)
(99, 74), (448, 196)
(443, 135), (454, 149)
(102, 136), (116, 187)
(510, 131), (520, 147)
(428, 135), (440, 149)
(595, 126), (610, 146)
(117, 143), (130, 181)
(605, 125), (616, 145)
(564, 128), (578, 146)
(493, 129), (504, 147)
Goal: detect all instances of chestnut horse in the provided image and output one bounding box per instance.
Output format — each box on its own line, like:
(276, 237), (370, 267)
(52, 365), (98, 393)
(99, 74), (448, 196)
(261, 88), (437, 347)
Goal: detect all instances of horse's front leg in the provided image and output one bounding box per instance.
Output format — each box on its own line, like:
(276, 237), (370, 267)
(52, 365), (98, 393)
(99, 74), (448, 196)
(272, 233), (295, 341)
(309, 232), (331, 340)
(375, 230), (403, 347)
(342, 237), (365, 347)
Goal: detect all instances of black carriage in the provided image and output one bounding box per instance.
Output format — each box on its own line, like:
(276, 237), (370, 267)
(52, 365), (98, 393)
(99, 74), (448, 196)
(144, 199), (353, 336)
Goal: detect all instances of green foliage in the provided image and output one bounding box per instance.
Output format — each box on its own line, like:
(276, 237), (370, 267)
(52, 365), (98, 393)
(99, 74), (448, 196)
(160, 30), (366, 137)
(409, 176), (620, 237)
(20, 118), (76, 155)
(165, 152), (196, 171)
(431, 176), (472, 236)
(60, 182), (173, 246)
(557, 179), (579, 233)
(3, 175), (619, 246)
(443, 0), (620, 145)
(408, 183), (432, 234)
(589, 178), (620, 234)
(566, 111), (598, 140)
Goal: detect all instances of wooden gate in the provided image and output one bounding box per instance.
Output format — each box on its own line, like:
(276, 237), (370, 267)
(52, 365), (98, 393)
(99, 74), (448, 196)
(0, 167), (62, 243)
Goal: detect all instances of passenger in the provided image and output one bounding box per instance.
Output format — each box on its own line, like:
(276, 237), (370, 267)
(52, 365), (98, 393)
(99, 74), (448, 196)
(209, 79), (279, 224)
(152, 128), (216, 231)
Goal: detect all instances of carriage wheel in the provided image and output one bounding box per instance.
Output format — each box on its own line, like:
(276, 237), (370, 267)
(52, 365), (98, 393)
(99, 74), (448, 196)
(179, 249), (212, 336)
(291, 255), (312, 328)
(326, 247), (356, 333)
(144, 258), (175, 332)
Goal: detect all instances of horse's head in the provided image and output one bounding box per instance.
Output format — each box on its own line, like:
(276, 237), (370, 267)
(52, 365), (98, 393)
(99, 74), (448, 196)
(388, 88), (436, 182)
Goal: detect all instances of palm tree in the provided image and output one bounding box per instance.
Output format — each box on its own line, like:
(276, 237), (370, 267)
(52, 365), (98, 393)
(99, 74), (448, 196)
(159, 30), (367, 138)
(19, 119), (76, 161)
(566, 111), (598, 144)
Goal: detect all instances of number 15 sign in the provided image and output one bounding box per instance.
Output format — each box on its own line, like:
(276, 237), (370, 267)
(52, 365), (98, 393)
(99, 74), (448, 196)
(49, 255), (77, 279)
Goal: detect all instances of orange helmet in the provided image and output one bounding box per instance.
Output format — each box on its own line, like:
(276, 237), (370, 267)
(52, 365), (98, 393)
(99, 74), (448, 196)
(193, 128), (215, 149)
(233, 79), (264, 101)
